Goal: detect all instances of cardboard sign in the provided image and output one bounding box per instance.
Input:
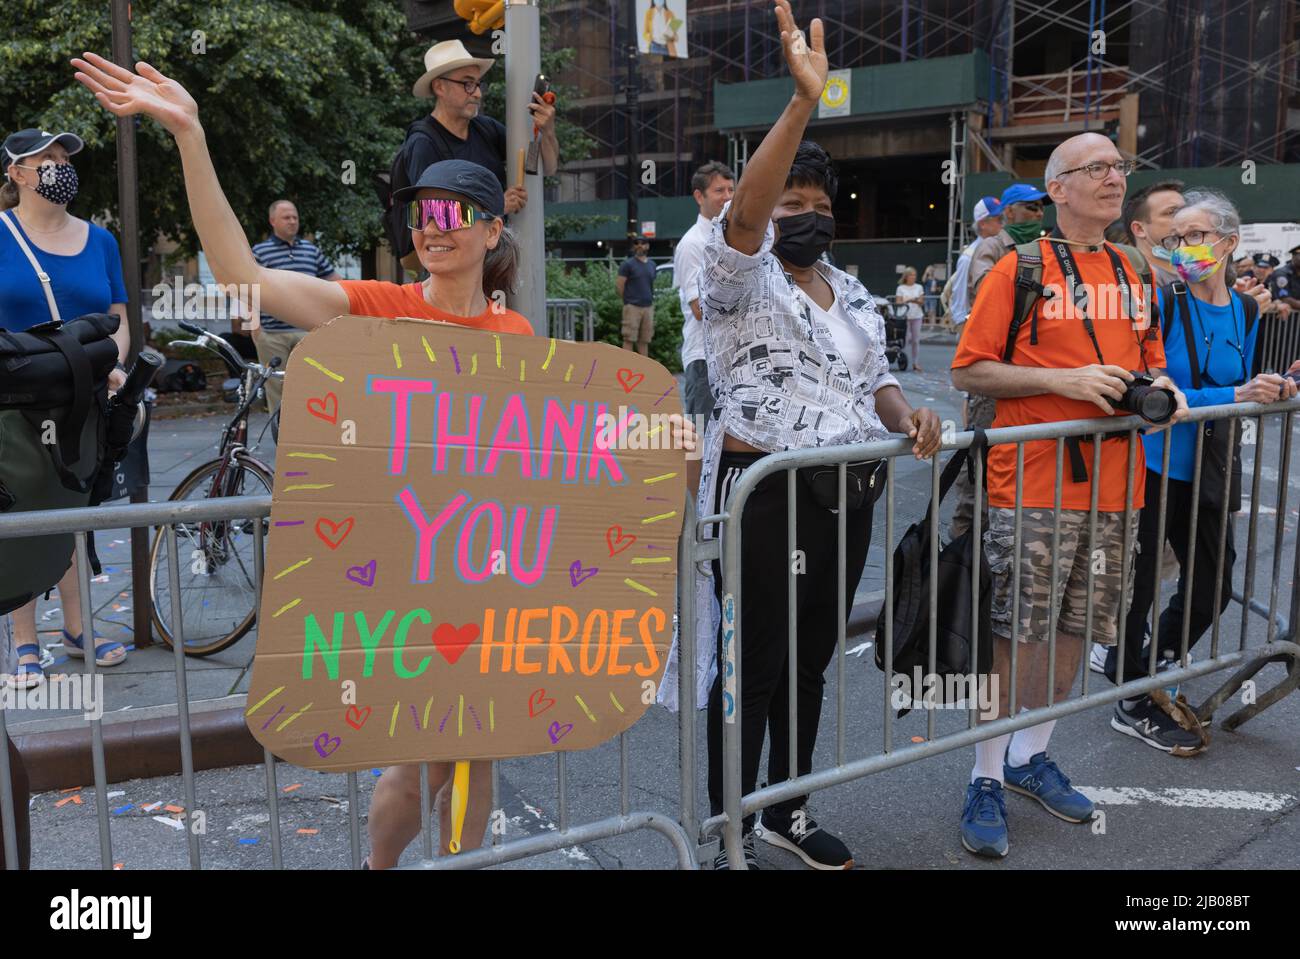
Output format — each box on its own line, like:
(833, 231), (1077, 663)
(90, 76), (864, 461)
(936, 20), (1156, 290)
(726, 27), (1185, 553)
(244, 317), (685, 771)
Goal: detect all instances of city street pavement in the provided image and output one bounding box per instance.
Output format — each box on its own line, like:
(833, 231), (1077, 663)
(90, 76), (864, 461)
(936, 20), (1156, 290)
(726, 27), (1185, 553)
(16, 339), (1300, 869)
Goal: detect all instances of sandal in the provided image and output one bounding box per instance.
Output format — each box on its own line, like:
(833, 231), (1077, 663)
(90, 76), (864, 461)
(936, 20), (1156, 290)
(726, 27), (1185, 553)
(61, 629), (127, 668)
(6, 643), (45, 689)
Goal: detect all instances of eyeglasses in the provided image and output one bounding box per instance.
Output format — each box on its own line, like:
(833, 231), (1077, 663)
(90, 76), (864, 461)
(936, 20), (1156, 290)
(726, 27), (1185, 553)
(1200, 331), (1249, 388)
(437, 76), (482, 96)
(1055, 159), (1136, 180)
(405, 198), (491, 232)
(1159, 231), (1226, 251)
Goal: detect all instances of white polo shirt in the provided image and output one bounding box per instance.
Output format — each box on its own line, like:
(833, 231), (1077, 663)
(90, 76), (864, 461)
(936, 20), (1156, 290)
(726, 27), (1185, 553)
(672, 213), (712, 366)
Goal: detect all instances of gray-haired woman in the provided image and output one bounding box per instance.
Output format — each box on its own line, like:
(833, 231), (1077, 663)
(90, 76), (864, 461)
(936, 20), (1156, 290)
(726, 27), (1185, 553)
(1109, 189), (1300, 752)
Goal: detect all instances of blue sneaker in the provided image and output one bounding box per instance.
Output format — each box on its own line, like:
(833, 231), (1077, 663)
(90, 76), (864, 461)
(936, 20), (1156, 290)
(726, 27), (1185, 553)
(1003, 752), (1094, 823)
(960, 777), (1008, 858)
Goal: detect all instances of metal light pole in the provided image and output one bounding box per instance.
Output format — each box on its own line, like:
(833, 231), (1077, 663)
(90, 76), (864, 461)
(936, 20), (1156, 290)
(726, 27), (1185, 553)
(111, 0), (154, 649)
(505, 0), (546, 331)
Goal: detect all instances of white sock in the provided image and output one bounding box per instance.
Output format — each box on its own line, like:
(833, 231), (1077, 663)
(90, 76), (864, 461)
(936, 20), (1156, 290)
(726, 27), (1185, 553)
(1008, 715), (1056, 768)
(972, 734), (1011, 785)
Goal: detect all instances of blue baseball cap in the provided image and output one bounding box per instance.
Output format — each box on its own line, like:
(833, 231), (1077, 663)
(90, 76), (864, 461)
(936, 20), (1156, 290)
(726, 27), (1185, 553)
(999, 183), (1051, 207)
(973, 196), (1002, 222)
(392, 159), (505, 218)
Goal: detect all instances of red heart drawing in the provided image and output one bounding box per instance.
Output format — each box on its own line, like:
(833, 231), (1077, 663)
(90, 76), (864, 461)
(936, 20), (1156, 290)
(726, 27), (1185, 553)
(616, 368), (645, 393)
(345, 705), (371, 731)
(314, 517), (355, 550)
(528, 688), (556, 718)
(432, 622), (479, 665)
(606, 525), (636, 557)
(307, 392), (339, 424)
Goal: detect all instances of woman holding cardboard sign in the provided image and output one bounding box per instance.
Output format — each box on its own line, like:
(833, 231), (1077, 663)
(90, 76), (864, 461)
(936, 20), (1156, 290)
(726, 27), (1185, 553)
(68, 54), (513, 865)
(677, 0), (942, 870)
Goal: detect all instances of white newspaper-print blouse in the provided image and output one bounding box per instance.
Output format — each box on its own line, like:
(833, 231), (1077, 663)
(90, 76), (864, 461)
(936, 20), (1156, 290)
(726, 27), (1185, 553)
(659, 202), (900, 711)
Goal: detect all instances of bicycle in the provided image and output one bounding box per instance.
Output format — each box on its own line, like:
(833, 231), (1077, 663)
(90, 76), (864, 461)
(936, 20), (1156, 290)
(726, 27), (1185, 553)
(148, 320), (284, 656)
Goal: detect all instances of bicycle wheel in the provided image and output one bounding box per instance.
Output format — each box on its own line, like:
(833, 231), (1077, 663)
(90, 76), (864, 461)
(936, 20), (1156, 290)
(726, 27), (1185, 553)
(149, 456), (274, 656)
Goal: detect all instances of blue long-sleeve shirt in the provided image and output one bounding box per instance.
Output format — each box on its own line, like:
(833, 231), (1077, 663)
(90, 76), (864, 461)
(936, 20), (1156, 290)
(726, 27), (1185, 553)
(1145, 287), (1257, 482)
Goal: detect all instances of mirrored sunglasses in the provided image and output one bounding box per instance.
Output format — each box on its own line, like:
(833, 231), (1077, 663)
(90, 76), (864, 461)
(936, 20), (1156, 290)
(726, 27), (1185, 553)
(405, 198), (490, 232)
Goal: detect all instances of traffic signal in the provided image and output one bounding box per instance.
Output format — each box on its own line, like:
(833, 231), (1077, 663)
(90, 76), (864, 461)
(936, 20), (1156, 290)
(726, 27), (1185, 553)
(453, 0), (504, 34)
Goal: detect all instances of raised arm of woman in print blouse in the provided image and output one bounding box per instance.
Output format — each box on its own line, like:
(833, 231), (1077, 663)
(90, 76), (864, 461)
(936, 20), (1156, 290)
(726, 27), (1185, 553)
(724, 1), (827, 255)
(72, 54), (349, 331)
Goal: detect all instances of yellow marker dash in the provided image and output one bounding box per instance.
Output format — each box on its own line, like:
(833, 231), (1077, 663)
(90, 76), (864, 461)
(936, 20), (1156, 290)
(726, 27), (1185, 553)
(631, 556), (671, 564)
(519, 359), (526, 382)
(647, 424), (664, 439)
(287, 452), (337, 461)
(542, 338), (556, 370)
(284, 483), (335, 492)
(494, 334), (502, 368)
(276, 702), (313, 732)
(609, 692), (625, 713)
(564, 363), (574, 383)
(272, 598), (302, 618)
(457, 695), (464, 737)
(273, 557), (312, 580)
(245, 685), (285, 717)
(624, 578), (659, 598)
(389, 702), (400, 738)
(489, 698), (495, 732)
(302, 357), (344, 382)
(641, 510), (678, 525)
(392, 343), (403, 369)
(574, 694), (597, 723)
(421, 335), (437, 363)
(471, 353), (478, 376)
(423, 696), (434, 730)
(643, 472), (678, 485)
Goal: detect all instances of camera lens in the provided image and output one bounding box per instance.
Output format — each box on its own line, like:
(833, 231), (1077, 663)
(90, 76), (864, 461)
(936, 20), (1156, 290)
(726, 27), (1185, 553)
(1137, 387), (1174, 423)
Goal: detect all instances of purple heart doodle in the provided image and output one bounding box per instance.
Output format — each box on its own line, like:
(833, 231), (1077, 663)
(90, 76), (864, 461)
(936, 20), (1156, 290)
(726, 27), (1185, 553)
(346, 560), (377, 588)
(314, 732), (341, 758)
(548, 721), (574, 744)
(569, 561), (598, 587)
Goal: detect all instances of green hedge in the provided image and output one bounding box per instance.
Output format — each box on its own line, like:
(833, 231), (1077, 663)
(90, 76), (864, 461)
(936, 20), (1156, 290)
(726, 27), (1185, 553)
(545, 260), (684, 374)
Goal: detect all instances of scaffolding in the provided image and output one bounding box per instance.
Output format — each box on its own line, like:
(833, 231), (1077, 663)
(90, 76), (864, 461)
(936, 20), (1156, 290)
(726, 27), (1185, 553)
(541, 0), (1299, 242)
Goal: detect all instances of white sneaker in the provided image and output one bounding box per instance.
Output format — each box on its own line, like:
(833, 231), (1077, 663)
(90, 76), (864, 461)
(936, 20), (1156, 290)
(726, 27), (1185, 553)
(1088, 643), (1108, 674)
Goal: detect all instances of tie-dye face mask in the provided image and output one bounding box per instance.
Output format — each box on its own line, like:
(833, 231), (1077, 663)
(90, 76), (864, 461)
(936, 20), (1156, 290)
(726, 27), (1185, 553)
(1170, 239), (1228, 284)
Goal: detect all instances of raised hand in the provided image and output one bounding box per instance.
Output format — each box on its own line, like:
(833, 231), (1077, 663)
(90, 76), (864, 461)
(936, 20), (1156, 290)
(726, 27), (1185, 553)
(71, 53), (199, 137)
(774, 0), (828, 104)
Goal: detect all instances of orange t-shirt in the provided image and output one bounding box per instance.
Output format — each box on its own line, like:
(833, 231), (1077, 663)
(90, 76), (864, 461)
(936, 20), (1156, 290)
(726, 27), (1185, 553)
(951, 240), (1166, 512)
(338, 280), (533, 335)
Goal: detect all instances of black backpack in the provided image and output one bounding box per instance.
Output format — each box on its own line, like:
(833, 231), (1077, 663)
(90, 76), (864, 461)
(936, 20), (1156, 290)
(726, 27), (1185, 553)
(378, 115), (447, 263)
(875, 431), (993, 707)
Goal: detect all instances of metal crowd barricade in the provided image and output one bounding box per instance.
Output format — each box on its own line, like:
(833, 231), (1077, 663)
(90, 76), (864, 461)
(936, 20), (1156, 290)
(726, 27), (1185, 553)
(545, 298), (596, 342)
(0, 494), (698, 871)
(699, 399), (1300, 869)
(1257, 312), (1300, 376)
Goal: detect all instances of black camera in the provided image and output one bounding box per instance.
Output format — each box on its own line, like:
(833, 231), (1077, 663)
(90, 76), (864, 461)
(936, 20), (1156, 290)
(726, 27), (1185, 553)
(1111, 372), (1175, 424)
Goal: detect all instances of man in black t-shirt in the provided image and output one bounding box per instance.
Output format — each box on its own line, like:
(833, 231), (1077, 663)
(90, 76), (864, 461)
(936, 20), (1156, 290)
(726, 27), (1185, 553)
(404, 40), (558, 218)
(617, 235), (658, 355)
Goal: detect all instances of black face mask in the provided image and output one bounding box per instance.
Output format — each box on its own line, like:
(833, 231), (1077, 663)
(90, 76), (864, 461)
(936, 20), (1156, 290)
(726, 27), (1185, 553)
(772, 210), (835, 268)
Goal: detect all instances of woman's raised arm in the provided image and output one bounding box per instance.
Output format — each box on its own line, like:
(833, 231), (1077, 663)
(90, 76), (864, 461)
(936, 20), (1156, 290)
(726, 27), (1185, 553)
(72, 53), (349, 330)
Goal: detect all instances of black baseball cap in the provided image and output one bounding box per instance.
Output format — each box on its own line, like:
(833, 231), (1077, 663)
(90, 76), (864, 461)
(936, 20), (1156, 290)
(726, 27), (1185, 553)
(1254, 253), (1280, 268)
(392, 159), (504, 218)
(3, 128), (84, 166)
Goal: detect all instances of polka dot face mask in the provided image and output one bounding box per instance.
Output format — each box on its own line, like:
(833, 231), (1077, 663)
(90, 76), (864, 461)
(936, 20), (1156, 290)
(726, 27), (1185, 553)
(14, 161), (79, 206)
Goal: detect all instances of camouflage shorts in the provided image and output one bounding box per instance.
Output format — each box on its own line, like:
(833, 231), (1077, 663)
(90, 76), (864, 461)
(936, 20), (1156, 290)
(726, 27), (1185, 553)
(984, 507), (1139, 645)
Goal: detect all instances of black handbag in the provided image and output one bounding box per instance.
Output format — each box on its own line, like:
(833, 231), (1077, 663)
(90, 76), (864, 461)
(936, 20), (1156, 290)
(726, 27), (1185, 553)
(1164, 282), (1257, 512)
(801, 459), (885, 511)
(875, 431), (993, 706)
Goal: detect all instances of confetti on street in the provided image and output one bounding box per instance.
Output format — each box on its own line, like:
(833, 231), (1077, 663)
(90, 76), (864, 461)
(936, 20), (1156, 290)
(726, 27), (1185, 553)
(152, 816), (185, 831)
(296, 828), (319, 836)
(283, 783), (303, 793)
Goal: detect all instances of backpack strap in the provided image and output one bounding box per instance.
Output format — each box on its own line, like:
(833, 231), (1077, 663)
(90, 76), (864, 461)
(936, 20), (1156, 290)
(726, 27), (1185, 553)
(926, 429), (989, 529)
(1164, 281), (1202, 390)
(1003, 241), (1047, 362)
